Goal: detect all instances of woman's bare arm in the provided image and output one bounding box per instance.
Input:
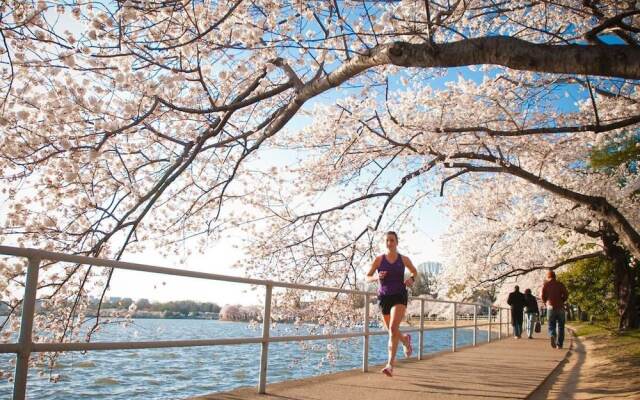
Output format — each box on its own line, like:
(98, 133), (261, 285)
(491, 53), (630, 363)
(366, 256), (382, 282)
(402, 256), (418, 286)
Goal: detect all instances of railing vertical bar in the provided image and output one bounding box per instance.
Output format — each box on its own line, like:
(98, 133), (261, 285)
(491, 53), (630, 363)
(507, 308), (511, 337)
(499, 308), (503, 339)
(13, 257), (40, 400)
(418, 299), (424, 360)
(488, 306), (492, 343)
(258, 284), (272, 394)
(452, 302), (457, 352)
(473, 304), (477, 346)
(362, 294), (369, 372)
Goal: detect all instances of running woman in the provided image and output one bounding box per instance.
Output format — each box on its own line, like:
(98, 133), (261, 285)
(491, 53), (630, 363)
(366, 231), (419, 377)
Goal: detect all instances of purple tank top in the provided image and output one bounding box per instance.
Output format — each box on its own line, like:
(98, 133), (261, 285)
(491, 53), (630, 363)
(377, 254), (406, 296)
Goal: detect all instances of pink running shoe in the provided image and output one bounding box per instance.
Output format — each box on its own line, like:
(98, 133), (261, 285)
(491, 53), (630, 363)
(403, 334), (413, 357)
(381, 364), (393, 377)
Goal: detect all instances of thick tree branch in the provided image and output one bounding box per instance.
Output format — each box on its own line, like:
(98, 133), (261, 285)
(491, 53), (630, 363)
(436, 114), (640, 136)
(479, 251), (605, 284)
(381, 37), (640, 79)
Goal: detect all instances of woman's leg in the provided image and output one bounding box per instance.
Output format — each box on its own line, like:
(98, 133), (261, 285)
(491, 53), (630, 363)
(382, 313), (391, 331)
(387, 304), (407, 367)
(382, 311), (409, 349)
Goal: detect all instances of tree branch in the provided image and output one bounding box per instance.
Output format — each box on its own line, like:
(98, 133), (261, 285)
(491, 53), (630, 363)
(479, 251), (605, 284)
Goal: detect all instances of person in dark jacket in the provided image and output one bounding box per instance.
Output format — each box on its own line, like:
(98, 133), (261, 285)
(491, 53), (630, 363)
(507, 285), (526, 339)
(541, 269), (569, 349)
(523, 288), (539, 339)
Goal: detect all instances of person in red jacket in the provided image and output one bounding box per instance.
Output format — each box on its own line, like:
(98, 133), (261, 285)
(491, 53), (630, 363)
(541, 269), (569, 349)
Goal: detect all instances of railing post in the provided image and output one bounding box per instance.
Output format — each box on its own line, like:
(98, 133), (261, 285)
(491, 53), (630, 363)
(507, 308), (511, 337)
(473, 304), (477, 346)
(418, 299), (424, 360)
(258, 284), (272, 394)
(13, 257), (40, 400)
(452, 302), (457, 352)
(362, 294), (369, 372)
(487, 306), (492, 343)
(499, 308), (502, 339)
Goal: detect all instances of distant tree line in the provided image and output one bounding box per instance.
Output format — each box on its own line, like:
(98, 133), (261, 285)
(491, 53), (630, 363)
(0, 299), (222, 318)
(97, 297), (221, 315)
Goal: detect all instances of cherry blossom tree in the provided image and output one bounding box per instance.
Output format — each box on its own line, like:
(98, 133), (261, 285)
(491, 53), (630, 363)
(1, 0), (639, 379)
(441, 172), (638, 329)
(265, 69), (638, 326)
(219, 304), (260, 321)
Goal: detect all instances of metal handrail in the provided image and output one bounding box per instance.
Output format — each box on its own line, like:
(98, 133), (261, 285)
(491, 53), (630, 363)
(0, 245), (510, 399)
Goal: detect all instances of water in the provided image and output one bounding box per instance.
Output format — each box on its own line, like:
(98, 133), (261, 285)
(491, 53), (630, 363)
(0, 320), (493, 399)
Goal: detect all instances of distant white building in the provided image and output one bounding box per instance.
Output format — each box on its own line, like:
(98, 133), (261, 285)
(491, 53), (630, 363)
(417, 261), (443, 276)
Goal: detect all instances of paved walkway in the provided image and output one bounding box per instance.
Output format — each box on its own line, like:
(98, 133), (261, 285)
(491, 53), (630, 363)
(192, 332), (570, 400)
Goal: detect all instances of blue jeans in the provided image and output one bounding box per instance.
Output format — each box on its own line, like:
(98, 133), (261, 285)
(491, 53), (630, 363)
(511, 308), (524, 337)
(525, 312), (537, 337)
(547, 308), (566, 346)
(513, 321), (523, 337)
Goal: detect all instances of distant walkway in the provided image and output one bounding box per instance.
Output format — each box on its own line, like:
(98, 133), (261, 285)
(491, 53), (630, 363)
(193, 333), (570, 400)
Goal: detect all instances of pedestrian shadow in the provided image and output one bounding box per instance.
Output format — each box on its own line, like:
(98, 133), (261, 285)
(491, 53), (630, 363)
(529, 333), (585, 399)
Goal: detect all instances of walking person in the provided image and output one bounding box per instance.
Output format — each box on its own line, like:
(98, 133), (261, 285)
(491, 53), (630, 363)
(523, 289), (540, 339)
(541, 269), (569, 349)
(507, 285), (526, 339)
(366, 231), (419, 377)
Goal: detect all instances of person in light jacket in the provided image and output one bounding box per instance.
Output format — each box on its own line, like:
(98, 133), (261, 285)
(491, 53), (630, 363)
(523, 288), (539, 339)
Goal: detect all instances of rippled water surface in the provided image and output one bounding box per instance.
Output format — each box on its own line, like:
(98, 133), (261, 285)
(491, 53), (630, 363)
(0, 319), (494, 399)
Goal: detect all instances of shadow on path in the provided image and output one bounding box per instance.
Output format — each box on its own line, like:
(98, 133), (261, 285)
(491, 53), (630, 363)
(529, 331), (584, 400)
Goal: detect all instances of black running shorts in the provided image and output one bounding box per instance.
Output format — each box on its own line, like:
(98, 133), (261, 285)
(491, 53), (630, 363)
(378, 290), (408, 315)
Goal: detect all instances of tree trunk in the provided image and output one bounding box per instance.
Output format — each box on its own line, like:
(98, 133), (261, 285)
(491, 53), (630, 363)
(615, 262), (638, 331)
(602, 226), (639, 331)
(566, 304), (573, 321)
